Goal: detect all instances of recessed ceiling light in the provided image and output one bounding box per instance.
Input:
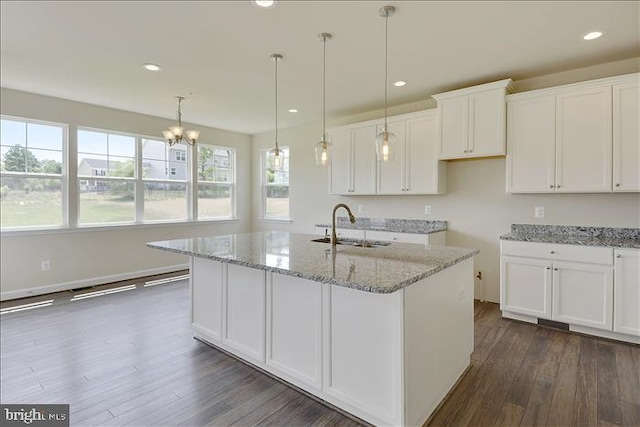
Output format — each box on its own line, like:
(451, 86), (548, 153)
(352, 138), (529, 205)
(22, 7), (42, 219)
(583, 31), (603, 41)
(254, 0), (276, 7)
(143, 63), (161, 71)
(394, 81), (407, 87)
(288, 109), (298, 113)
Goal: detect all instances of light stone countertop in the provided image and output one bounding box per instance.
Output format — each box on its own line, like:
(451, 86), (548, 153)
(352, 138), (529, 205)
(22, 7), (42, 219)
(147, 231), (478, 294)
(500, 224), (640, 249)
(315, 217), (447, 234)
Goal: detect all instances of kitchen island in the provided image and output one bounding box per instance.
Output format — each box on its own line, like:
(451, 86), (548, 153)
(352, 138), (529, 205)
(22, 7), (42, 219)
(147, 231), (478, 426)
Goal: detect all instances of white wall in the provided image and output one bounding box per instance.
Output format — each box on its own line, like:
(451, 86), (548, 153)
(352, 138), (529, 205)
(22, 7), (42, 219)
(1, 88), (253, 299)
(251, 58), (640, 303)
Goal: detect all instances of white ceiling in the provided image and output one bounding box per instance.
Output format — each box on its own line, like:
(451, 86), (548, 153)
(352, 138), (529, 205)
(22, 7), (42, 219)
(1, 1), (638, 135)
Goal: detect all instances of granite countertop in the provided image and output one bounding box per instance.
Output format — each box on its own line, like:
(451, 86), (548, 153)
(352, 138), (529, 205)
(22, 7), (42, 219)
(147, 231), (478, 294)
(315, 217), (447, 234)
(500, 224), (640, 249)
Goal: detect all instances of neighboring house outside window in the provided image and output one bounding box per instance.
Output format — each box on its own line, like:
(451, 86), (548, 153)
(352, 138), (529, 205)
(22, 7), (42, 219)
(175, 150), (186, 162)
(197, 144), (235, 219)
(0, 116), (67, 229)
(77, 128), (136, 225)
(262, 147), (289, 220)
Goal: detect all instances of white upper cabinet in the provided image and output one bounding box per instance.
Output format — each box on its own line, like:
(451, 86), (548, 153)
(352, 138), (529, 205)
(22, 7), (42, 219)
(432, 79), (514, 159)
(507, 73), (639, 193)
(328, 122), (377, 195)
(555, 87), (612, 192)
(613, 81), (640, 191)
(377, 111), (445, 195)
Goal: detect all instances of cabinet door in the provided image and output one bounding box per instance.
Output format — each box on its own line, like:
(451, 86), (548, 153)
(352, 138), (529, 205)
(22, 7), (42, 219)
(469, 89), (507, 157)
(223, 264), (266, 363)
(191, 257), (223, 342)
(614, 249), (640, 336)
(351, 124), (378, 195)
(438, 96), (468, 159)
(500, 256), (552, 319)
(506, 96), (556, 192)
(406, 114), (441, 194)
(555, 87), (612, 192)
(266, 273), (323, 390)
(328, 128), (352, 195)
(613, 81), (640, 192)
(552, 261), (613, 330)
(376, 120), (406, 195)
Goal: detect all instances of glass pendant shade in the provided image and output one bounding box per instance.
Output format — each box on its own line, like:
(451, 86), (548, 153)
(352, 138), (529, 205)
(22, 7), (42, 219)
(375, 126), (396, 162)
(315, 136), (332, 167)
(269, 146), (285, 171)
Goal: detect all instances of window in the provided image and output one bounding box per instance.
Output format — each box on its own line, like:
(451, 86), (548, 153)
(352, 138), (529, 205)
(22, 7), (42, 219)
(1, 117), (66, 229)
(197, 144), (235, 219)
(262, 147), (289, 220)
(77, 129), (135, 225)
(142, 139), (188, 222)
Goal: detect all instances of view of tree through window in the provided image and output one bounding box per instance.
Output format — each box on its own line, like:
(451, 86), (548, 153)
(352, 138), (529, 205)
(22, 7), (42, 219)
(263, 147), (289, 219)
(197, 144), (234, 219)
(1, 118), (65, 228)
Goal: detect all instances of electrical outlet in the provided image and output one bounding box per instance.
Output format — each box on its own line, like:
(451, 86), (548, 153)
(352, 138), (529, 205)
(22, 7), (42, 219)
(424, 205), (432, 215)
(41, 260), (50, 271)
(358, 204), (365, 214)
(535, 206), (545, 218)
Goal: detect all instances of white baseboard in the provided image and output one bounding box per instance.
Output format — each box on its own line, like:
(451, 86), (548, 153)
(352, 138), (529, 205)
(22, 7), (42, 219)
(0, 264), (189, 301)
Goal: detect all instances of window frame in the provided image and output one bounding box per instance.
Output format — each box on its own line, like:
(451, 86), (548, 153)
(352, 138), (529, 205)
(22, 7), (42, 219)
(0, 115), (69, 231)
(196, 143), (236, 220)
(261, 146), (290, 221)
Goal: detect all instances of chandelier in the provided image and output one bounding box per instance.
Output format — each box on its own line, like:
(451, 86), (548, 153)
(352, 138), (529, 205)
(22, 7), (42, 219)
(162, 96), (200, 146)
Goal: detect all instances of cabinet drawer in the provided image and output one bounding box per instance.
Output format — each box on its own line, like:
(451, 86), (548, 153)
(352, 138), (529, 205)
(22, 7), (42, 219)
(501, 240), (613, 265)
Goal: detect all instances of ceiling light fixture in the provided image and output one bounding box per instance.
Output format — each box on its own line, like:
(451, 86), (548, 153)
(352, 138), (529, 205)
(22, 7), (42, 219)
(375, 5), (396, 163)
(269, 53), (285, 171)
(394, 80), (406, 87)
(583, 31), (603, 40)
(143, 63), (161, 71)
(254, 0), (276, 8)
(315, 32), (332, 167)
(162, 96), (200, 146)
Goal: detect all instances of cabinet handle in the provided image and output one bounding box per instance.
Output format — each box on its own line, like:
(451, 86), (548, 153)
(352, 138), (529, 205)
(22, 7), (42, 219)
(616, 254), (622, 258)
(463, 150), (468, 153)
(557, 185), (561, 188)
(616, 183), (621, 187)
(549, 185), (555, 189)
(554, 268), (558, 271)
(545, 266), (551, 270)
(469, 149), (473, 153)
(550, 250), (555, 254)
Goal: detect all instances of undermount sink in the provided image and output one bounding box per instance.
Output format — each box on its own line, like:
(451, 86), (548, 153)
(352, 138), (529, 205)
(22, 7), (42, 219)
(310, 237), (390, 247)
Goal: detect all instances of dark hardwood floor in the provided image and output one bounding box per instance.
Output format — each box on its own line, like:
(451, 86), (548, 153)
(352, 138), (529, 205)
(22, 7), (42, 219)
(2, 277), (639, 427)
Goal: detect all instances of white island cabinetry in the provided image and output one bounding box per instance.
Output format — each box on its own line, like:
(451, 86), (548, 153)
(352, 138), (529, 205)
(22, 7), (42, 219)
(175, 232), (477, 427)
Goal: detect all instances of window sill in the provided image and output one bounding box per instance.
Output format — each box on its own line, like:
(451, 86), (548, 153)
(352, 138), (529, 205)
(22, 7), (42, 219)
(257, 218), (293, 224)
(0, 218), (239, 237)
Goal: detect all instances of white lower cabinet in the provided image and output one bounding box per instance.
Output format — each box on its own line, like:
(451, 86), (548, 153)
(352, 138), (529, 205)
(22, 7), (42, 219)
(614, 249), (640, 336)
(266, 273), (322, 391)
(500, 240), (639, 344)
(551, 261), (613, 330)
(222, 264), (266, 364)
(190, 256), (475, 426)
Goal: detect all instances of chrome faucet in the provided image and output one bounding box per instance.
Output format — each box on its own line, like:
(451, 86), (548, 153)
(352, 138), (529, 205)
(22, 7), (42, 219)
(331, 203), (356, 247)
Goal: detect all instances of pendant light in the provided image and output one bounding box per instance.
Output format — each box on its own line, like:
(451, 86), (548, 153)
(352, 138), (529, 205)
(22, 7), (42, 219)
(315, 33), (332, 167)
(162, 96), (200, 146)
(375, 5), (396, 162)
(269, 53), (285, 171)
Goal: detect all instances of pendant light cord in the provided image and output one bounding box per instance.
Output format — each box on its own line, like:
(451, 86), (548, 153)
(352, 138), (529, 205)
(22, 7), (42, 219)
(275, 56), (279, 151)
(322, 36), (327, 141)
(384, 12), (389, 130)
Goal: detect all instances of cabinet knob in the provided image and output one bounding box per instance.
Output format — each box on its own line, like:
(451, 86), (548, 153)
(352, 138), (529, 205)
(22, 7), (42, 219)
(463, 150), (468, 153)
(545, 266), (551, 270)
(469, 149), (473, 153)
(615, 183), (621, 187)
(557, 185), (561, 188)
(550, 250), (555, 254)
(616, 254), (622, 258)
(549, 185), (554, 189)
(554, 268), (558, 271)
